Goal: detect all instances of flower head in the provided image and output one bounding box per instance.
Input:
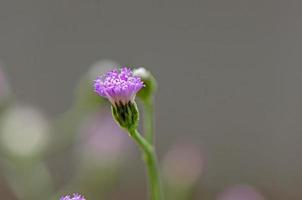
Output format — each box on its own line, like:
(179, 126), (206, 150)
(94, 67), (144, 106)
(60, 193), (85, 200)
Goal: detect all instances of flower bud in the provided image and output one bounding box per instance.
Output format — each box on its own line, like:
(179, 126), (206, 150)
(133, 67), (157, 101)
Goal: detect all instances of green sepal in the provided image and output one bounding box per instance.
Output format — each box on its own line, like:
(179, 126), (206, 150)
(111, 101), (139, 130)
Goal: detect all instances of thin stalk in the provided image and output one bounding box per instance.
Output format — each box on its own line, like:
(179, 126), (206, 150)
(128, 129), (163, 200)
(143, 98), (155, 144)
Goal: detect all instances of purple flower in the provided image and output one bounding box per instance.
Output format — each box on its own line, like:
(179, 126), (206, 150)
(162, 141), (205, 187)
(94, 67), (144, 105)
(76, 108), (131, 165)
(217, 185), (265, 200)
(60, 194), (85, 200)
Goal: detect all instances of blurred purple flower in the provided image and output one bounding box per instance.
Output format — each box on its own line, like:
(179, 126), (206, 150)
(162, 141), (205, 187)
(76, 108), (130, 165)
(217, 185), (266, 200)
(60, 193), (85, 200)
(0, 67), (11, 103)
(94, 67), (144, 105)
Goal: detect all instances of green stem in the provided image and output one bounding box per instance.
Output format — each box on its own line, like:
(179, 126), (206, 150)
(143, 98), (155, 144)
(128, 129), (163, 200)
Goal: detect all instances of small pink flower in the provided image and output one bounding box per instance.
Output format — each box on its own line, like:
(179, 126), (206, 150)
(94, 67), (144, 105)
(60, 193), (85, 200)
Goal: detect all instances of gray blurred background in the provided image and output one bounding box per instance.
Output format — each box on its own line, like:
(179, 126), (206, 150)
(0, 0), (301, 199)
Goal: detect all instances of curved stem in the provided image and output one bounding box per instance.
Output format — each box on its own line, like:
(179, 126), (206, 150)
(143, 98), (155, 144)
(128, 129), (163, 200)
